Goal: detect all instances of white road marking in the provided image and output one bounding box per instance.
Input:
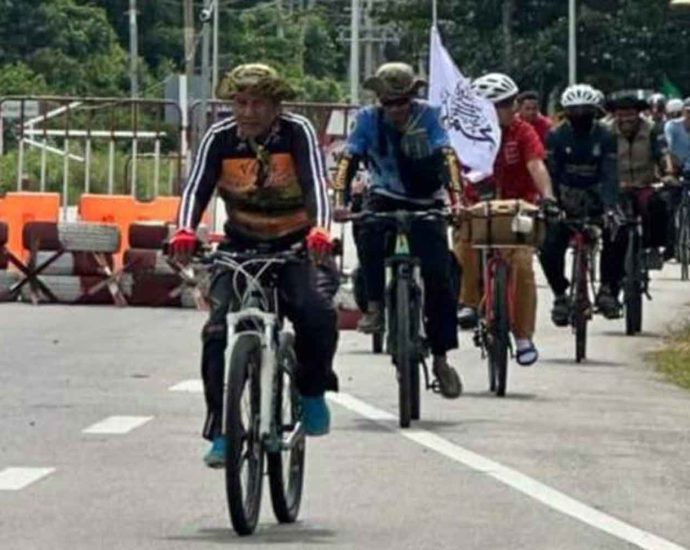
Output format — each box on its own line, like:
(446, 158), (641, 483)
(169, 379), (203, 393)
(328, 392), (687, 550)
(82, 416), (153, 435)
(0, 467), (55, 491)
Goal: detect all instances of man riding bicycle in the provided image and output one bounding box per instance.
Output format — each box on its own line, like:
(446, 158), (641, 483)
(170, 64), (338, 467)
(603, 90), (671, 274)
(333, 62), (462, 398)
(455, 73), (555, 367)
(540, 84), (619, 323)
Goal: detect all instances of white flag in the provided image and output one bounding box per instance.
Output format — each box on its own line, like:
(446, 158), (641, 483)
(429, 26), (501, 182)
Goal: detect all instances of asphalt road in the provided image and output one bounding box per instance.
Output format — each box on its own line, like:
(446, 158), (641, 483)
(1, 260), (690, 549)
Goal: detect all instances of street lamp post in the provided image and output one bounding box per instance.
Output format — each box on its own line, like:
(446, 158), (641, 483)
(569, 0), (577, 85)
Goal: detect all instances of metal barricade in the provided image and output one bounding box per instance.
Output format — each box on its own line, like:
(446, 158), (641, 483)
(0, 96), (184, 218)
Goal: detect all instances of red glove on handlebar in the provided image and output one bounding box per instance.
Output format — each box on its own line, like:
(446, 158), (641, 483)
(306, 226), (333, 257)
(169, 228), (198, 260)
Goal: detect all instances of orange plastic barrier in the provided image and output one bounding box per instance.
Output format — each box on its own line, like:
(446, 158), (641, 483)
(78, 194), (212, 265)
(0, 192), (60, 260)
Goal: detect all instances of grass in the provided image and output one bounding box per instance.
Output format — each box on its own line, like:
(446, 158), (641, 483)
(653, 324), (690, 391)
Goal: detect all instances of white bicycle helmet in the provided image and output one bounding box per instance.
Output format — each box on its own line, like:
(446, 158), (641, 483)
(666, 98), (684, 115)
(561, 84), (600, 108)
(471, 73), (519, 103)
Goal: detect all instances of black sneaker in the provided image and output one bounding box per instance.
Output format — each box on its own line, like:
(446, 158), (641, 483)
(551, 295), (570, 327)
(457, 306), (479, 330)
(432, 357), (463, 399)
(596, 287), (622, 319)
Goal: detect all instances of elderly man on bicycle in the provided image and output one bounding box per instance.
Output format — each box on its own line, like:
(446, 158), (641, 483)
(333, 62), (463, 398)
(169, 64), (338, 467)
(455, 73), (555, 367)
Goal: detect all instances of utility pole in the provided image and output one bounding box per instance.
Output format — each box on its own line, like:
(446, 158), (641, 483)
(212, 0), (219, 97)
(502, 0), (514, 73)
(349, 0), (361, 104)
(183, 0), (195, 83)
(364, 0), (374, 78)
(199, 0), (212, 138)
(277, 0), (285, 38)
(569, 0), (577, 85)
(129, 0), (139, 98)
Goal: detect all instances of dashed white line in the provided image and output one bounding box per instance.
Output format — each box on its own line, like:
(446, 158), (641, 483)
(0, 467), (55, 491)
(82, 416), (153, 435)
(328, 392), (687, 550)
(169, 379), (203, 393)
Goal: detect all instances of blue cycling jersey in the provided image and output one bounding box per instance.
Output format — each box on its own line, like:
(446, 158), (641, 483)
(665, 119), (690, 174)
(345, 100), (450, 202)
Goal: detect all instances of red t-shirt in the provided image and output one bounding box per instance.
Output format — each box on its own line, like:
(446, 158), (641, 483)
(524, 113), (552, 146)
(493, 117), (545, 203)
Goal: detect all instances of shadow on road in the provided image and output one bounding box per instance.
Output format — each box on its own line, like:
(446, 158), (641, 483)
(165, 524), (337, 545)
(599, 331), (662, 339)
(543, 358), (625, 367)
(461, 391), (540, 401)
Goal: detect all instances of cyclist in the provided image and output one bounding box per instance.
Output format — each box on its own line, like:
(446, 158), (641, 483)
(666, 98), (690, 175)
(540, 84), (619, 323)
(603, 91), (670, 273)
(666, 98), (684, 122)
(333, 62), (462, 398)
(456, 73), (555, 366)
(170, 64), (338, 467)
(517, 90), (552, 146)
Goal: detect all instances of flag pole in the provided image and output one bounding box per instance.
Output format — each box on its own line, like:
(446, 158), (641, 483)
(432, 0), (438, 28)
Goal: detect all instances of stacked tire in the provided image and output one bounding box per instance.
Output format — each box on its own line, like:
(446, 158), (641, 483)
(0, 221), (19, 302)
(20, 221), (121, 304)
(124, 221), (208, 308)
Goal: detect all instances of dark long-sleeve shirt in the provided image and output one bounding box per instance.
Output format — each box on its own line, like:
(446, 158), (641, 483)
(178, 112), (331, 241)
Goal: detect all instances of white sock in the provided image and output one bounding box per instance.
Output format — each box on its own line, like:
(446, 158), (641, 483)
(516, 339), (532, 351)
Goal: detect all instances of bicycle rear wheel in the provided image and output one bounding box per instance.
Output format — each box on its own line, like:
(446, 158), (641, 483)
(396, 275), (413, 428)
(267, 333), (305, 524)
(489, 264), (510, 397)
(225, 334), (264, 536)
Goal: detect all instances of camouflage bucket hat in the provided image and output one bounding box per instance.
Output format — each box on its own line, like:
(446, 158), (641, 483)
(216, 63), (296, 101)
(363, 62), (427, 99)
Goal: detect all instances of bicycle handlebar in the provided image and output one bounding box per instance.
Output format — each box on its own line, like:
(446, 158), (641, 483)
(336, 208), (454, 225)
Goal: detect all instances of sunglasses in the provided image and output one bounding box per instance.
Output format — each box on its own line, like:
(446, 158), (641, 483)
(381, 97), (411, 108)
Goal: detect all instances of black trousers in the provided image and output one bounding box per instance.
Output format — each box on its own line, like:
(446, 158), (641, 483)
(601, 189), (668, 295)
(200, 247), (339, 441)
(539, 222), (574, 297)
(357, 193), (458, 356)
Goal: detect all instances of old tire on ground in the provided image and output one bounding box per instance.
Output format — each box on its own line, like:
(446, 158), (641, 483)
(124, 248), (176, 275)
(34, 251), (113, 276)
(19, 275), (116, 304)
(0, 270), (19, 302)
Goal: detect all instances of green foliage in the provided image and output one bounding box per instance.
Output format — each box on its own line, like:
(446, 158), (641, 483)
(0, 63), (50, 96)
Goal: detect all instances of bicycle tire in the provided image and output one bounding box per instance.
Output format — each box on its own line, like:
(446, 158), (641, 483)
(624, 231), (643, 336)
(225, 333), (264, 536)
(409, 290), (421, 421)
(677, 206), (690, 281)
(573, 246), (588, 363)
(372, 332), (384, 354)
(396, 273), (413, 428)
(267, 333), (305, 524)
(491, 264), (510, 397)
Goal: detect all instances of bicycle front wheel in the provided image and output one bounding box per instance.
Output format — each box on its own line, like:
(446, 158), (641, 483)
(573, 247), (588, 363)
(225, 334), (264, 536)
(624, 235), (643, 336)
(267, 333), (305, 524)
(396, 275), (413, 428)
(490, 264), (510, 397)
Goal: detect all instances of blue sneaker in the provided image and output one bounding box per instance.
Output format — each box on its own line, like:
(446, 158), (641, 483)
(301, 395), (331, 436)
(203, 436), (227, 468)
